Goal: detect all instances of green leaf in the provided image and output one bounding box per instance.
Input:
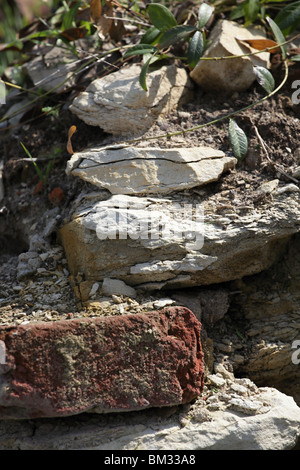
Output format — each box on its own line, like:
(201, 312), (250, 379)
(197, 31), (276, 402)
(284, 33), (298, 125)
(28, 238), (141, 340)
(228, 119), (248, 161)
(230, 3), (245, 21)
(198, 3), (214, 29)
(243, 0), (260, 25)
(62, 1), (81, 31)
(266, 16), (286, 59)
(274, 1), (300, 35)
(141, 26), (162, 45)
(254, 66), (275, 95)
(147, 3), (177, 32)
(158, 25), (196, 49)
(291, 55), (300, 62)
(124, 44), (158, 59)
(187, 31), (203, 69)
(139, 55), (153, 91)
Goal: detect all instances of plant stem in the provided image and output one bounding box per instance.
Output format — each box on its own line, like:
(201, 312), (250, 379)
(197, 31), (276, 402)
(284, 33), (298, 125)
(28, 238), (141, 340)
(3, 81), (42, 97)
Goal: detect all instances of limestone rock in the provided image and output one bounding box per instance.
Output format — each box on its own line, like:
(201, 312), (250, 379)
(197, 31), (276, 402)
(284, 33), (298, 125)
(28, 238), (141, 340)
(231, 233), (300, 406)
(59, 189), (300, 291)
(23, 46), (78, 93)
(171, 288), (230, 325)
(69, 64), (193, 135)
(66, 144), (236, 195)
(0, 307), (204, 419)
(0, 98), (31, 128)
(190, 20), (270, 93)
(0, 381), (299, 450)
(101, 278), (137, 298)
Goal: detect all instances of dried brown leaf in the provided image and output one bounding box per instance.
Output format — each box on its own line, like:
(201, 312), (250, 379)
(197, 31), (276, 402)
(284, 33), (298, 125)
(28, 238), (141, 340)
(108, 13), (126, 42)
(60, 27), (87, 41)
(94, 1), (114, 38)
(236, 37), (280, 53)
(67, 125), (77, 155)
(90, 0), (102, 24)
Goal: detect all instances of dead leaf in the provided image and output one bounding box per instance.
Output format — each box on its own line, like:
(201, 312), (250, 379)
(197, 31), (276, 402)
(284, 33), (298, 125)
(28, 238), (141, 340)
(60, 27), (87, 41)
(94, 1), (114, 39)
(90, 0), (102, 24)
(67, 125), (77, 155)
(108, 12), (126, 42)
(48, 187), (64, 205)
(33, 179), (43, 195)
(236, 38), (280, 53)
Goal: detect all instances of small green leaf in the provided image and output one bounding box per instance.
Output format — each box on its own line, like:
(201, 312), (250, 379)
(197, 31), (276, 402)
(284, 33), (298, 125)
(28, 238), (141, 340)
(141, 26), (162, 45)
(266, 16), (286, 59)
(198, 3), (214, 29)
(147, 3), (177, 32)
(243, 0), (260, 25)
(228, 119), (248, 161)
(254, 66), (275, 95)
(187, 31), (203, 68)
(124, 44), (158, 59)
(139, 55), (153, 91)
(62, 1), (81, 31)
(229, 4), (245, 21)
(291, 55), (300, 62)
(158, 25), (196, 49)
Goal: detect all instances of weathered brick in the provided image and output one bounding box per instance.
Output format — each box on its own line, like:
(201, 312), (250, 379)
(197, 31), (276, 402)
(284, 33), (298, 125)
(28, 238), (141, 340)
(0, 307), (204, 419)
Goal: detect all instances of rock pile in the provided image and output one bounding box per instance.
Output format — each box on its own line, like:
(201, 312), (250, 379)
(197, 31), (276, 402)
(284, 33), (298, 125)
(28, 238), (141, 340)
(1, 17), (300, 450)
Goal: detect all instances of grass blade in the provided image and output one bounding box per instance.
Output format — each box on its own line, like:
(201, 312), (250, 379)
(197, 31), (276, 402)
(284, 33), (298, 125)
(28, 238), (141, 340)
(20, 142), (45, 183)
(266, 16), (287, 59)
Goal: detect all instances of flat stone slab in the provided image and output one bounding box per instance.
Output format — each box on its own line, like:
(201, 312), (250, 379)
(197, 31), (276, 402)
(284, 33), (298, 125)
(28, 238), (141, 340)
(23, 46), (78, 93)
(69, 64), (193, 136)
(66, 145), (236, 195)
(60, 188), (300, 291)
(0, 307), (204, 419)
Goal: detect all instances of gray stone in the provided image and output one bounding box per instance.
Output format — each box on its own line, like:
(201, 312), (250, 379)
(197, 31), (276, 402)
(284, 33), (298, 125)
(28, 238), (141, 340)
(69, 64), (193, 135)
(23, 46), (78, 93)
(101, 278), (137, 298)
(0, 385), (299, 450)
(66, 144), (235, 195)
(60, 189), (300, 291)
(190, 20), (270, 93)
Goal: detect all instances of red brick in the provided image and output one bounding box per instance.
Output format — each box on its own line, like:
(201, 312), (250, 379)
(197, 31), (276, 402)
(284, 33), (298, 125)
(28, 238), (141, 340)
(0, 307), (204, 419)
